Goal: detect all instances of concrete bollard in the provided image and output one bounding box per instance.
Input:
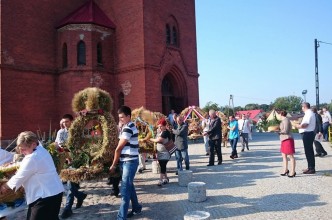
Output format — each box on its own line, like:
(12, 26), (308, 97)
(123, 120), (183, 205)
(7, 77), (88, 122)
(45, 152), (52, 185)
(152, 161), (160, 174)
(188, 182), (206, 202)
(184, 211), (211, 220)
(178, 170), (193, 186)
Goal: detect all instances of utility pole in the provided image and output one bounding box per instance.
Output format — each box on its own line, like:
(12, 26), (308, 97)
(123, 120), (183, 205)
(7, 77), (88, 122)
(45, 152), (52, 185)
(314, 39), (320, 109)
(228, 95), (234, 116)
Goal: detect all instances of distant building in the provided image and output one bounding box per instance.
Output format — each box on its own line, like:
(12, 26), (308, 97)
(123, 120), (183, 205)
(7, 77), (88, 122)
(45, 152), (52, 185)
(236, 110), (263, 123)
(0, 0), (199, 144)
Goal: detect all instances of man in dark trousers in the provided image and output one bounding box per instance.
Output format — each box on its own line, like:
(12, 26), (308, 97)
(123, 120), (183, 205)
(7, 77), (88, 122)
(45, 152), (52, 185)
(312, 107), (327, 157)
(59, 114), (87, 219)
(295, 102), (316, 174)
(203, 109), (222, 166)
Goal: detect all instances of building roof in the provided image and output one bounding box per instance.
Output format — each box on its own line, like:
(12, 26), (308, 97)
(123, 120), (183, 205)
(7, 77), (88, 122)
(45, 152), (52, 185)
(56, 0), (116, 29)
(236, 110), (263, 122)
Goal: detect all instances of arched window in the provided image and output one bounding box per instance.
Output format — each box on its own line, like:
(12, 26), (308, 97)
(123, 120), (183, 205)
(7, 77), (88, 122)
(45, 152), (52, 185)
(97, 42), (103, 65)
(166, 24), (171, 45)
(118, 92), (124, 107)
(172, 26), (178, 47)
(77, 41), (86, 65)
(62, 43), (68, 68)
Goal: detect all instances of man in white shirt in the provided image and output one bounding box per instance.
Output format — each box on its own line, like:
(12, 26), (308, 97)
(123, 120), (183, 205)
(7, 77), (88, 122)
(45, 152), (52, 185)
(295, 102), (316, 174)
(238, 114), (251, 152)
(322, 107), (332, 141)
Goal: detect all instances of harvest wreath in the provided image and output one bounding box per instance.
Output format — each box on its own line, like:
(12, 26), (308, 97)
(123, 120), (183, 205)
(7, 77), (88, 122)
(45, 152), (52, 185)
(59, 87), (118, 183)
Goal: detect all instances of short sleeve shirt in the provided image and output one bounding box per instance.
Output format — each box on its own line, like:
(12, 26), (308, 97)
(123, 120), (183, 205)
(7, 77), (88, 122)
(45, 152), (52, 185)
(120, 121), (139, 161)
(299, 109), (316, 133)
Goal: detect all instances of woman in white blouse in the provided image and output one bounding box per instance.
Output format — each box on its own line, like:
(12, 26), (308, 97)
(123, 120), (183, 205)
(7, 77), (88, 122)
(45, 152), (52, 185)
(0, 131), (64, 220)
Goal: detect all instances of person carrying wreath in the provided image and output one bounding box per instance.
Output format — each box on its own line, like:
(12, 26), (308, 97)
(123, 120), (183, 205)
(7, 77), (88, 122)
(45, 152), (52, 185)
(150, 118), (171, 186)
(0, 131), (64, 220)
(59, 114), (87, 219)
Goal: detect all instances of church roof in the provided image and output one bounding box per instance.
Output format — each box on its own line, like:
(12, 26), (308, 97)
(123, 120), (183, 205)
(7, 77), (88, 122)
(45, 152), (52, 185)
(56, 0), (116, 29)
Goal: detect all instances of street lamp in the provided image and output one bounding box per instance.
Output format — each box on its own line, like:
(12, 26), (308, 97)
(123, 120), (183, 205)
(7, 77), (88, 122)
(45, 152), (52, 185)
(302, 90), (307, 102)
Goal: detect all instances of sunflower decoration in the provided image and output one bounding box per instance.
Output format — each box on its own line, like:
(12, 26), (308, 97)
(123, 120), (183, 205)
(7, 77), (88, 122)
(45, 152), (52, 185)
(60, 87), (118, 183)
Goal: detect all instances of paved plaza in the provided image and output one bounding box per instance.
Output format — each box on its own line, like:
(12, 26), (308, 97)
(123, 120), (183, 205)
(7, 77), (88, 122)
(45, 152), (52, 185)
(10, 132), (332, 220)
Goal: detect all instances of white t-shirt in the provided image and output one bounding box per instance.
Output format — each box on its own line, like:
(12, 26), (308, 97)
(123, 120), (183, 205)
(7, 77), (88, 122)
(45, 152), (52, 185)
(202, 119), (210, 132)
(322, 111), (332, 123)
(299, 109), (316, 133)
(238, 119), (250, 133)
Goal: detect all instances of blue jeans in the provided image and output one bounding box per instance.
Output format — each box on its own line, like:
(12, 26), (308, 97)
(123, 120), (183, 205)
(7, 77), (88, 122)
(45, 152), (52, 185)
(175, 149), (190, 171)
(229, 138), (238, 156)
(240, 133), (249, 149)
(64, 182), (85, 211)
(117, 159), (141, 220)
(322, 122), (330, 141)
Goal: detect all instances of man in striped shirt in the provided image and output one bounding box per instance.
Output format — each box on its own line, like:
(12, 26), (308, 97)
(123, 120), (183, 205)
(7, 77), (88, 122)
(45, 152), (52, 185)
(110, 106), (142, 219)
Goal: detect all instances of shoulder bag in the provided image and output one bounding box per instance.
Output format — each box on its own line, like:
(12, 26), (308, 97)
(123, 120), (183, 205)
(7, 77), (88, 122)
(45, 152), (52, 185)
(164, 139), (177, 155)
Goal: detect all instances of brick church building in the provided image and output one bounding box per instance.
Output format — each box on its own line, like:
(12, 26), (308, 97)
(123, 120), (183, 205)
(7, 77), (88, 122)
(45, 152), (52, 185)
(0, 0), (199, 144)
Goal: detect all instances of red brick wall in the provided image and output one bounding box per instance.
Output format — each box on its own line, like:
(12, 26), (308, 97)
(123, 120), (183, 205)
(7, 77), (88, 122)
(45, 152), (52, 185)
(142, 0), (199, 112)
(1, 0), (84, 70)
(98, 0), (145, 70)
(0, 0), (199, 142)
(0, 68), (58, 140)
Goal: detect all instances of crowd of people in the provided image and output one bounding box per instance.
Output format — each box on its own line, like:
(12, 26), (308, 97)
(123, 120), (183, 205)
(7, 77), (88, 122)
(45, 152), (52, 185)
(0, 103), (331, 220)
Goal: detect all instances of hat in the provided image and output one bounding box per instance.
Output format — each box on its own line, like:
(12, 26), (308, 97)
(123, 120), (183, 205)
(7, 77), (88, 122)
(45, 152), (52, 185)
(157, 118), (167, 126)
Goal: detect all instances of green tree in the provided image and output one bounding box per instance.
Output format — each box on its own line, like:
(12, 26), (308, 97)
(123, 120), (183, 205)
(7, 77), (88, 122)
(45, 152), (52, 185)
(245, 103), (260, 110)
(202, 101), (221, 112)
(259, 104), (270, 112)
(319, 102), (332, 112)
(272, 96), (303, 112)
(222, 105), (234, 116)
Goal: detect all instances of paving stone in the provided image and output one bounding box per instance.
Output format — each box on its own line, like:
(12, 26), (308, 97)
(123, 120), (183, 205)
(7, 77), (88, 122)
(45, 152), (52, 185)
(7, 133), (332, 220)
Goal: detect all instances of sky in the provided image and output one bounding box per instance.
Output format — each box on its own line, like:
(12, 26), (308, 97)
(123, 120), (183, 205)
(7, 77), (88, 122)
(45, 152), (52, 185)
(195, 0), (332, 108)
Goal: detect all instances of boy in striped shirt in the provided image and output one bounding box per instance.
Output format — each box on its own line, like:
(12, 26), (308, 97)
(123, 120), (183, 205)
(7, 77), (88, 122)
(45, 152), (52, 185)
(110, 106), (142, 219)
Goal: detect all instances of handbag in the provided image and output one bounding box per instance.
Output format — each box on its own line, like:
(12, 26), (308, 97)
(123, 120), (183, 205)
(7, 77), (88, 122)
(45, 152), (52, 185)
(164, 139), (177, 155)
